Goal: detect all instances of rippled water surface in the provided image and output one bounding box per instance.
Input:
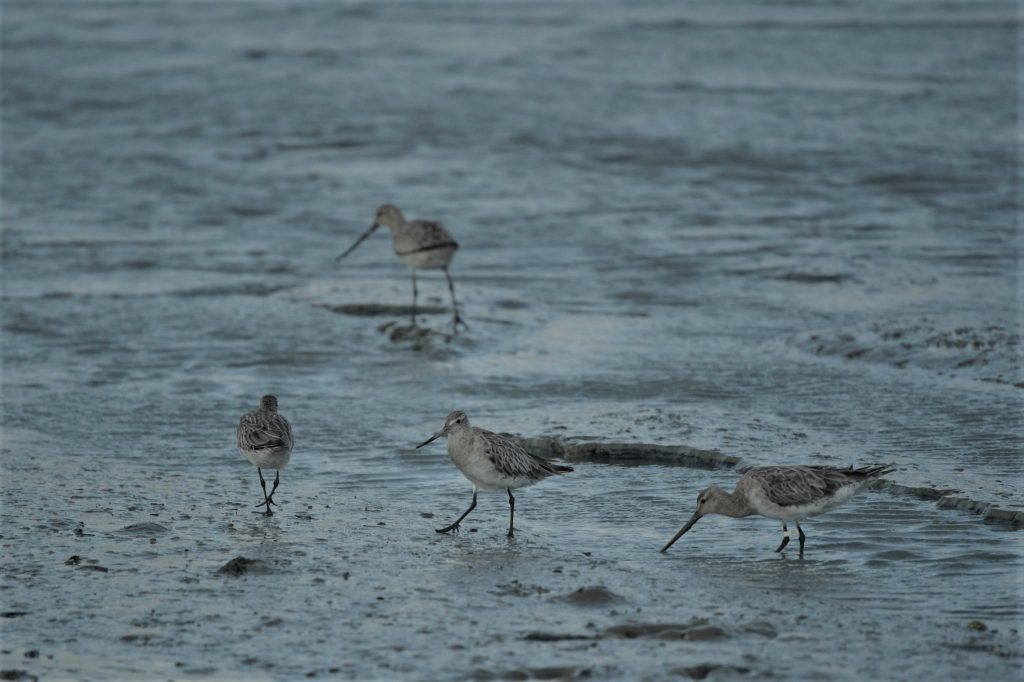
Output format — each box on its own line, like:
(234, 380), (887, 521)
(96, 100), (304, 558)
(2, 1), (1021, 680)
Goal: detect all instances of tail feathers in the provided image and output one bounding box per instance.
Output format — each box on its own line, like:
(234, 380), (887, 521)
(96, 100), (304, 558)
(847, 463), (895, 478)
(530, 454), (574, 476)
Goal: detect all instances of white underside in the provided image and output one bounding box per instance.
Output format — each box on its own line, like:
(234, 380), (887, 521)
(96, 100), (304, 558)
(455, 457), (540, 491)
(399, 246), (456, 270)
(444, 438), (541, 491)
(240, 447), (291, 470)
(748, 483), (862, 522)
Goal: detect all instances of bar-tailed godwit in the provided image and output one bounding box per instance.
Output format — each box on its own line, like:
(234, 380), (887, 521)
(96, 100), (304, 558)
(337, 204), (466, 332)
(416, 411), (573, 537)
(237, 395), (294, 516)
(660, 464), (894, 554)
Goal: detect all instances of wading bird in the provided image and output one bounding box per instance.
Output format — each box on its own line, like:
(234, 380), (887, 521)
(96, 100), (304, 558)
(416, 411), (573, 537)
(237, 395), (294, 516)
(660, 464), (894, 554)
(337, 204), (466, 332)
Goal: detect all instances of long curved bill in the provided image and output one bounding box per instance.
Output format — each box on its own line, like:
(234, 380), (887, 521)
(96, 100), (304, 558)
(415, 429), (446, 449)
(336, 223), (379, 262)
(660, 511), (701, 553)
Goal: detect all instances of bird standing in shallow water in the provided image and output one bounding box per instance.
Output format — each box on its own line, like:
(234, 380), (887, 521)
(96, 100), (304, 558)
(660, 464), (894, 554)
(416, 411), (574, 537)
(237, 395), (294, 516)
(337, 204), (466, 333)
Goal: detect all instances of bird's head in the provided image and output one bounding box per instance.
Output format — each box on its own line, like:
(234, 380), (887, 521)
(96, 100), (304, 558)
(415, 411), (469, 449)
(374, 203), (404, 230)
(659, 485), (729, 553)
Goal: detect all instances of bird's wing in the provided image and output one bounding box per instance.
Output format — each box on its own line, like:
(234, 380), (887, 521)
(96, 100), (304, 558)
(237, 411), (292, 451)
(750, 465), (890, 507)
(748, 466), (839, 507)
(475, 429), (569, 480)
(404, 220), (458, 251)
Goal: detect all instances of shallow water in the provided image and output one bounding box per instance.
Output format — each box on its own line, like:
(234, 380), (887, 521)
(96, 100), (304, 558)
(1, 1), (1021, 680)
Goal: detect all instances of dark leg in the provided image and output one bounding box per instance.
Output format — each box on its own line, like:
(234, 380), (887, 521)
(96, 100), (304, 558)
(436, 490), (477, 534)
(774, 522), (790, 552)
(410, 270), (418, 325)
(266, 470), (280, 507)
(443, 267), (467, 331)
(255, 467), (273, 516)
(797, 523), (806, 555)
(507, 488), (515, 538)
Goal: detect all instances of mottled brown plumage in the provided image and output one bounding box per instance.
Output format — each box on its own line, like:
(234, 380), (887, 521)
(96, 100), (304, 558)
(237, 394), (294, 515)
(661, 464), (894, 554)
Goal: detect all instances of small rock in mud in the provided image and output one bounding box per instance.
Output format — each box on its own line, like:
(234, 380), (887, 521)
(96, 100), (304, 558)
(561, 585), (622, 606)
(64, 555), (81, 566)
(420, 512), (434, 518)
(0, 671), (38, 681)
(217, 556), (266, 576)
(604, 621), (728, 641)
(674, 663), (751, 680)
(0, 613), (28, 619)
(523, 632), (592, 642)
(967, 620), (988, 631)
(496, 582), (550, 598)
(119, 522), (169, 534)
(78, 565), (109, 573)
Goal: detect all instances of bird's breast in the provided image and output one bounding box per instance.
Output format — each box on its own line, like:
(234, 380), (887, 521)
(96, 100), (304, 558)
(396, 245), (456, 270)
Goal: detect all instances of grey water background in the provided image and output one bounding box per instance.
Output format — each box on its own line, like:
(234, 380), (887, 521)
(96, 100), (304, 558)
(1, 1), (1021, 680)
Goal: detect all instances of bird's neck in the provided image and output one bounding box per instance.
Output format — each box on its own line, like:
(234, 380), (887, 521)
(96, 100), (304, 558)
(718, 490), (755, 518)
(447, 426), (473, 447)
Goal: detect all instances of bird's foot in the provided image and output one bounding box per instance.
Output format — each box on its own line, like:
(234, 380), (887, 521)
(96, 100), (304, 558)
(435, 523), (460, 534)
(506, 529), (515, 538)
(452, 313), (468, 332)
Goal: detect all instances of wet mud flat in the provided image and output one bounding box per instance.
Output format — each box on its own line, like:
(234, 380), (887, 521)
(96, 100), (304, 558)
(2, 442), (1021, 681)
(2, 0), (1021, 679)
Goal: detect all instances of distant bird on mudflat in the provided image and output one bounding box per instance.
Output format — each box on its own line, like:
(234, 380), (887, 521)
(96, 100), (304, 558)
(660, 464), (894, 555)
(236, 395), (294, 516)
(337, 204), (466, 333)
(416, 411), (573, 537)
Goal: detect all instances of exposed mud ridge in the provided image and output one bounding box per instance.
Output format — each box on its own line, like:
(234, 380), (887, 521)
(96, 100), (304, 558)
(793, 322), (1022, 387)
(512, 436), (740, 468)
(515, 436), (1023, 528)
(871, 481), (1024, 528)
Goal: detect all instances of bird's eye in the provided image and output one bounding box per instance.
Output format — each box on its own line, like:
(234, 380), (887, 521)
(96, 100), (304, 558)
(699, 498), (706, 505)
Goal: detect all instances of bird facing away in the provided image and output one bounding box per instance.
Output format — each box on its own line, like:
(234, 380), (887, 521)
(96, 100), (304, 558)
(236, 395), (294, 516)
(660, 464), (894, 555)
(416, 411), (574, 537)
(337, 204), (466, 333)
